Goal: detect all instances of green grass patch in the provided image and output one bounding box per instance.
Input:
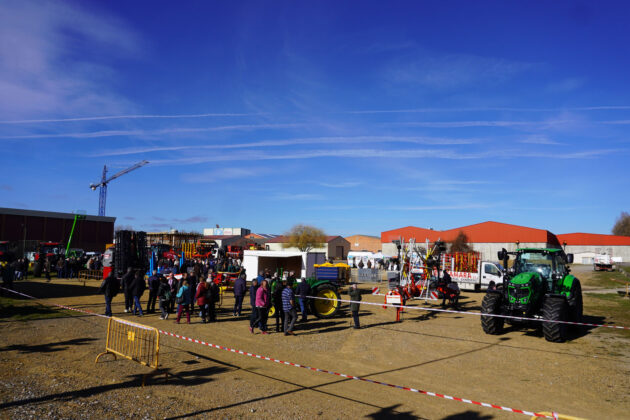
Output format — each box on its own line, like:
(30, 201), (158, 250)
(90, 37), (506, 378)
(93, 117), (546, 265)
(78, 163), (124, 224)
(578, 269), (629, 289)
(0, 296), (73, 321)
(583, 293), (630, 338)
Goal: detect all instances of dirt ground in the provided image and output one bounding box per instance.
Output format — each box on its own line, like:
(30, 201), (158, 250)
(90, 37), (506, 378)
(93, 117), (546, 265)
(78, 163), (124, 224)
(1, 266), (629, 420)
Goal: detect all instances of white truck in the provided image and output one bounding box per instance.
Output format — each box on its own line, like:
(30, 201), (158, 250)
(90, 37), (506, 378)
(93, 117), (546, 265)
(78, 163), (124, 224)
(449, 261), (503, 291)
(593, 254), (614, 272)
(242, 250), (326, 281)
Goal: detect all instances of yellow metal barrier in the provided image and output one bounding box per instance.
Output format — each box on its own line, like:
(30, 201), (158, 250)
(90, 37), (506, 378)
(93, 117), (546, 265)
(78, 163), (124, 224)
(78, 270), (103, 280)
(530, 412), (587, 420)
(95, 317), (163, 384)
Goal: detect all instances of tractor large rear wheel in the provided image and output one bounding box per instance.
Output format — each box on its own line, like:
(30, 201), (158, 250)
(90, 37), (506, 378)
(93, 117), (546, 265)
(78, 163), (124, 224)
(481, 293), (504, 335)
(542, 296), (568, 343)
(310, 285), (340, 319)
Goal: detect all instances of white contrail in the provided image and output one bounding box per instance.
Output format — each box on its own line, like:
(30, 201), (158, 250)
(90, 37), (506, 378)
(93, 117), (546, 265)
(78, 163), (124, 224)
(0, 112), (265, 124)
(92, 135), (480, 157)
(0, 124), (304, 139)
(345, 105), (630, 114)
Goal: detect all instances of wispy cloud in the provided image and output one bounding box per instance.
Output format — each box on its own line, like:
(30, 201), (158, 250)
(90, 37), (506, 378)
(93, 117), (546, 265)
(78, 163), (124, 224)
(345, 105), (630, 114)
(147, 146), (618, 166)
(389, 120), (576, 128)
(317, 182), (362, 188)
(518, 135), (563, 145)
(0, 1), (142, 119)
(0, 112), (265, 125)
(547, 77), (585, 93)
(272, 193), (324, 201)
(92, 136), (479, 157)
(386, 203), (491, 211)
(385, 52), (539, 89)
(0, 124), (305, 140)
(181, 167), (262, 183)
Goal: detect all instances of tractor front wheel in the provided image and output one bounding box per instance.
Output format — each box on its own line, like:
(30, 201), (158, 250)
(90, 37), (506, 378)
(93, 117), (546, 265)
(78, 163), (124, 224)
(481, 293), (504, 335)
(567, 280), (583, 325)
(542, 296), (568, 343)
(310, 285), (340, 319)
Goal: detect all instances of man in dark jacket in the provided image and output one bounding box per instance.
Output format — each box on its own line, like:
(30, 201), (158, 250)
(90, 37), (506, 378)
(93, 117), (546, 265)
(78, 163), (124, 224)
(100, 272), (119, 317)
(157, 276), (171, 320)
(233, 273), (247, 316)
(120, 267), (134, 313)
(146, 270), (161, 314)
(271, 275), (285, 333)
(349, 282), (362, 329)
(131, 270), (146, 316)
(207, 278), (220, 322)
(296, 278), (310, 322)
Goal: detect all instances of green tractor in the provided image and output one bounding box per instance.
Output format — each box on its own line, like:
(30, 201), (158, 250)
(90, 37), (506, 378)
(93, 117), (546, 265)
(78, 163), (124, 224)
(268, 263), (348, 319)
(481, 248), (582, 343)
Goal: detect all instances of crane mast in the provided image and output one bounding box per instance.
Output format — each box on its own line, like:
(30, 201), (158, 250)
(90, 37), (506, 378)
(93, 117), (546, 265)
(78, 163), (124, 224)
(90, 160), (149, 216)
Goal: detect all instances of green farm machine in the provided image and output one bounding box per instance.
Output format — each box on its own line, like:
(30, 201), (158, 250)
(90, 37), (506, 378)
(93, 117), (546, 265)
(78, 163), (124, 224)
(481, 248), (583, 342)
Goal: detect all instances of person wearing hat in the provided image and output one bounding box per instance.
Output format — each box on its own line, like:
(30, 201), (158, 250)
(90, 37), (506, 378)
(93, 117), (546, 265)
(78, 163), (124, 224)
(349, 282), (362, 329)
(281, 277), (297, 335)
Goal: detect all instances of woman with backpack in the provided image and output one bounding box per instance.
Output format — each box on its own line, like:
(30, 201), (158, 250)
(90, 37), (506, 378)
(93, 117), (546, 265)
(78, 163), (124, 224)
(158, 277), (172, 320)
(175, 280), (192, 324)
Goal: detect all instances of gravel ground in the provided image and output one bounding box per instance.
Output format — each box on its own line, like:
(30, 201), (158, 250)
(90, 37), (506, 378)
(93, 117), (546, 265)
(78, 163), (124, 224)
(1, 277), (629, 419)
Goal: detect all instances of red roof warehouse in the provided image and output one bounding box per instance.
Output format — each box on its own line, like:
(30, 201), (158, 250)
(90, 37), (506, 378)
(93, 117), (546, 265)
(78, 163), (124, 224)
(381, 221), (630, 263)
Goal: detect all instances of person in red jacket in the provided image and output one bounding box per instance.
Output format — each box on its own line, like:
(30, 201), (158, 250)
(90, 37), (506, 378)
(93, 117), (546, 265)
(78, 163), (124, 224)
(195, 279), (209, 323)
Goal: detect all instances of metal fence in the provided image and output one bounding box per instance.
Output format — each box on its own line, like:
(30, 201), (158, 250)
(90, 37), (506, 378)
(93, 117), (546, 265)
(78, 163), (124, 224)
(95, 317), (160, 370)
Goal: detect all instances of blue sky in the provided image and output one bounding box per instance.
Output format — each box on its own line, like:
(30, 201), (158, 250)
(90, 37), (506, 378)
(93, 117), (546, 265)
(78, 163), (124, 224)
(1, 0), (629, 237)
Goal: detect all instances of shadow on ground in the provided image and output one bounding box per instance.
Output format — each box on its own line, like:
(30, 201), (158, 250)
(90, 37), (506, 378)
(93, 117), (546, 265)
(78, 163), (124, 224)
(0, 337), (98, 354)
(0, 363), (229, 410)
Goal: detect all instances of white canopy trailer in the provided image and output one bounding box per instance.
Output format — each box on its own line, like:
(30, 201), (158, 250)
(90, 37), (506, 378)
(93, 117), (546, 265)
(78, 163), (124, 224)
(242, 250), (326, 281)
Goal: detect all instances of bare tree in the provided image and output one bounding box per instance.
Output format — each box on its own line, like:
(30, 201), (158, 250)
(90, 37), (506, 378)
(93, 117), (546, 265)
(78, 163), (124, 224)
(449, 231), (473, 253)
(282, 224), (327, 252)
(612, 211), (630, 237)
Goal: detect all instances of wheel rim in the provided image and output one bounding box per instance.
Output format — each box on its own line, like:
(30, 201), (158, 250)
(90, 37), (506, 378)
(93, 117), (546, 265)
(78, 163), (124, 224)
(314, 288), (338, 316)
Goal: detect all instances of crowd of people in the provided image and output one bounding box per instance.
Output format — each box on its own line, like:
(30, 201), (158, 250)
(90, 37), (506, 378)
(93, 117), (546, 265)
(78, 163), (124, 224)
(0, 253), (104, 289)
(99, 260), (359, 335)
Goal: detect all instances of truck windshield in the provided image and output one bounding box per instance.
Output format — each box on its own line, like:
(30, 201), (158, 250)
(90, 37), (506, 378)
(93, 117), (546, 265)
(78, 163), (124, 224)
(514, 252), (553, 280)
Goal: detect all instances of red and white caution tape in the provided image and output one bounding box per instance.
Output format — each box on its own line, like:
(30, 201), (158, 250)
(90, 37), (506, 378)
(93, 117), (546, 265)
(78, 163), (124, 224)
(371, 287), (379, 295)
(157, 329), (553, 418)
(307, 295), (630, 330)
(0, 286), (556, 418)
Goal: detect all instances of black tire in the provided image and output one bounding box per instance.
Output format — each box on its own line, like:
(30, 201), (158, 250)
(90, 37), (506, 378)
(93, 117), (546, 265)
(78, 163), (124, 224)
(542, 296), (568, 343)
(309, 284), (341, 319)
(567, 279), (583, 325)
(481, 293), (504, 335)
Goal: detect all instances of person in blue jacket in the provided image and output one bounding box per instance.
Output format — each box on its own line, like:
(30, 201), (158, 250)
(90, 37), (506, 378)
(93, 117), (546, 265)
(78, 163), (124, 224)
(175, 280), (192, 324)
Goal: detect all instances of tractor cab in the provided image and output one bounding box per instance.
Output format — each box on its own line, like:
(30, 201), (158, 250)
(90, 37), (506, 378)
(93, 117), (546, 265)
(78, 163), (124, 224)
(504, 248), (572, 296)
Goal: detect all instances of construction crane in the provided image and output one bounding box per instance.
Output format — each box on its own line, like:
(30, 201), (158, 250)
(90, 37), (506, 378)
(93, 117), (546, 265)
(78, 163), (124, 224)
(90, 160), (149, 216)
